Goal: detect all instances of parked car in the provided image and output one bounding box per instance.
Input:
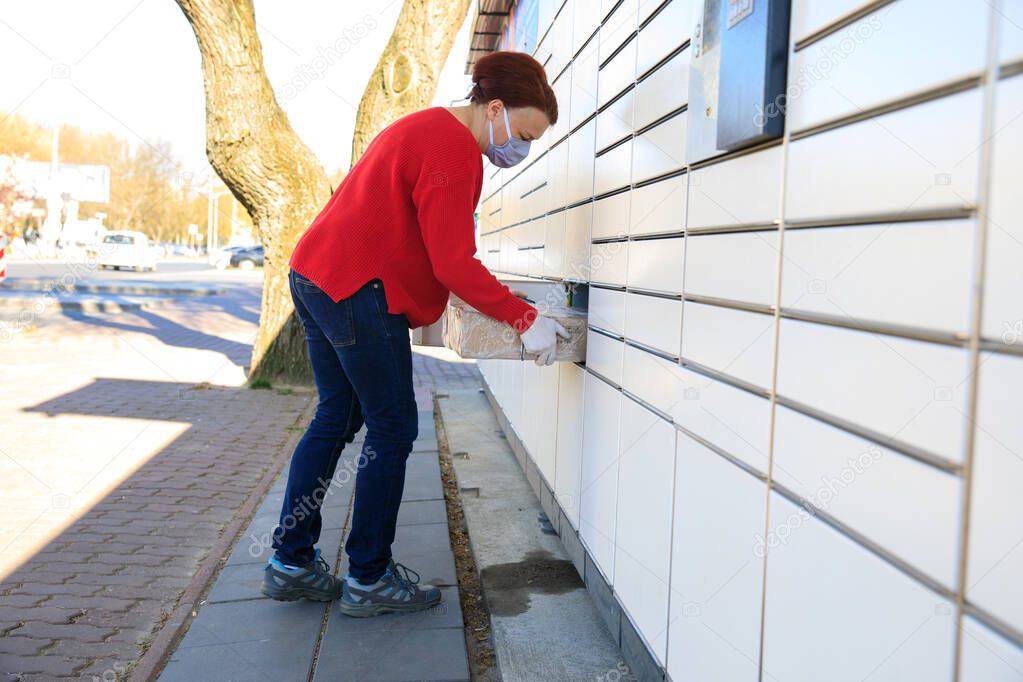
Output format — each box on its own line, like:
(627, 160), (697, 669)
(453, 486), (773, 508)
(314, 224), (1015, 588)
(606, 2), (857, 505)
(97, 231), (157, 272)
(210, 245), (250, 270)
(229, 245), (264, 270)
(161, 242), (197, 258)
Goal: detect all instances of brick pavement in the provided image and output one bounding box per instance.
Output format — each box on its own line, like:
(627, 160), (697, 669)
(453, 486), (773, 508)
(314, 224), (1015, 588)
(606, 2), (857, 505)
(0, 269), (483, 681)
(0, 278), (306, 681)
(1, 380), (312, 681)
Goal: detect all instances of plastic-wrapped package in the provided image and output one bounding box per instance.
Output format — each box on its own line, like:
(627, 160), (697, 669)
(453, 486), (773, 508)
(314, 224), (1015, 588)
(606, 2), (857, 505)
(443, 296), (587, 361)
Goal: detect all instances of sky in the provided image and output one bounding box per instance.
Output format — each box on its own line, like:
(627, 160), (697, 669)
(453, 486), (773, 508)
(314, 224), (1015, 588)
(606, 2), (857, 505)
(0, 0), (475, 185)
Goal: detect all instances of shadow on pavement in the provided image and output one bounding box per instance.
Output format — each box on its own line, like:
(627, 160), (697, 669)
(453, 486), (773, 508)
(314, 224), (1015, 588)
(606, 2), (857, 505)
(59, 305), (254, 368)
(2, 377), (312, 680)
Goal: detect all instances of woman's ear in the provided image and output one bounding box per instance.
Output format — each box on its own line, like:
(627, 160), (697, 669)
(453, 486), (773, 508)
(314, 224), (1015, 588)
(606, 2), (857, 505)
(486, 99), (503, 122)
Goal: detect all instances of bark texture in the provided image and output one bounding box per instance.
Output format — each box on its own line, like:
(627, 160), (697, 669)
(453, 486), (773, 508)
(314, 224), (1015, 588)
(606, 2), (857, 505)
(351, 0), (472, 165)
(175, 0), (330, 384)
(177, 0), (471, 384)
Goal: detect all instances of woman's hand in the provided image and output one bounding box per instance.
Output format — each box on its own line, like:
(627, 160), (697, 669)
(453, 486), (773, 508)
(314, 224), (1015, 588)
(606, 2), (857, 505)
(519, 315), (571, 366)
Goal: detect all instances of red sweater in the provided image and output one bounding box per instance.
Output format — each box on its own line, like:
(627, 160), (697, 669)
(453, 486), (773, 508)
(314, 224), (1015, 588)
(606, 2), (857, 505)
(290, 107), (537, 333)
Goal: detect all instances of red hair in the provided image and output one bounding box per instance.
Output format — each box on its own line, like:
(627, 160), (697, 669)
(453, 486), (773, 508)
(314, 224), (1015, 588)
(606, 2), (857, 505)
(469, 51), (558, 125)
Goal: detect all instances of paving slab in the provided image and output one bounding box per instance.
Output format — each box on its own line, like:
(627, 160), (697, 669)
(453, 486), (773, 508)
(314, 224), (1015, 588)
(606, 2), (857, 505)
(393, 521), (451, 553)
(204, 563), (274, 605)
(406, 450), (443, 478)
(396, 499), (448, 527)
(312, 627), (469, 682)
(323, 586), (463, 634)
(389, 523), (458, 587)
(174, 598), (327, 648)
(411, 438), (439, 453)
(401, 462), (445, 502)
(160, 638), (316, 682)
(338, 544), (458, 590)
(213, 528), (344, 600)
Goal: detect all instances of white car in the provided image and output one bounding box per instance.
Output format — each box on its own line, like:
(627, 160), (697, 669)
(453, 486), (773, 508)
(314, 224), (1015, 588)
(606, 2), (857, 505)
(97, 231), (157, 272)
(210, 245), (250, 270)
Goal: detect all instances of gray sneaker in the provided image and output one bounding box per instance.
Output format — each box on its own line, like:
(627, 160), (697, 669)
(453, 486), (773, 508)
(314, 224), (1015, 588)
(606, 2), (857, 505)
(261, 549), (344, 602)
(338, 560), (442, 617)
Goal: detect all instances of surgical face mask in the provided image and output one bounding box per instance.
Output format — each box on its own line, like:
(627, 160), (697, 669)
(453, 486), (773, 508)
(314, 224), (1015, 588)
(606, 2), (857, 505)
(485, 107), (531, 168)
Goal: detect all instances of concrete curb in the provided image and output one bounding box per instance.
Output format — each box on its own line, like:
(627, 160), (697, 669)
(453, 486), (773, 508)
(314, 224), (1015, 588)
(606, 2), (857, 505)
(2, 278), (225, 297)
(478, 381), (657, 681)
(0, 295), (172, 313)
(128, 394), (315, 682)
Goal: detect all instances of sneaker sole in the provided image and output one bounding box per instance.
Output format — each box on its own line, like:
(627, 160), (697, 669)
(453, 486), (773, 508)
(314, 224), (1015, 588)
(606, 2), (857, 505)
(261, 584), (341, 602)
(337, 595), (442, 618)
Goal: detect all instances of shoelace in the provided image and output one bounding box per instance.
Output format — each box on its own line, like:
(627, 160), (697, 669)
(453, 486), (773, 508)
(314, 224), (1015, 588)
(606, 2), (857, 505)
(388, 561), (421, 595)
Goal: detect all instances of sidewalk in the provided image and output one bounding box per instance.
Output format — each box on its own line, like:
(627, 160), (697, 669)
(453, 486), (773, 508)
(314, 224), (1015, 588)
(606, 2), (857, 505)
(157, 408), (468, 681)
(152, 347), (481, 681)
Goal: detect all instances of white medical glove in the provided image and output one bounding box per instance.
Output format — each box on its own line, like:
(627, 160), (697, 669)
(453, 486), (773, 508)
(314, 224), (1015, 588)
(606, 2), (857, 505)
(519, 315), (571, 366)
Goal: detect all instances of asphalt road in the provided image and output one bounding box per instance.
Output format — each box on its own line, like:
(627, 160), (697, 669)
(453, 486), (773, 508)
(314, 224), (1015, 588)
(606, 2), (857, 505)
(5, 257), (263, 286)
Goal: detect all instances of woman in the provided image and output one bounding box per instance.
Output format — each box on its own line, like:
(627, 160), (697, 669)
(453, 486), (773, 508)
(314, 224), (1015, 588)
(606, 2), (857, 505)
(262, 51), (568, 616)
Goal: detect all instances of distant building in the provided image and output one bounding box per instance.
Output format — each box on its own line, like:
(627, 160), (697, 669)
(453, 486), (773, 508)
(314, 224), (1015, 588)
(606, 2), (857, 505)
(0, 155), (110, 247)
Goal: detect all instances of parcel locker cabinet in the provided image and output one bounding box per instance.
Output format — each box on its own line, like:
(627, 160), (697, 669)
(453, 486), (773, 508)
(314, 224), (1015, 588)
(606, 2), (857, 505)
(687, 0), (724, 164)
(717, 0), (791, 149)
(688, 0), (791, 161)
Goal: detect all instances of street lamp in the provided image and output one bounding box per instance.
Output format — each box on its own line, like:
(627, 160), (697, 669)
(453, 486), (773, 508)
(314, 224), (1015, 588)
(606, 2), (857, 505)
(206, 173), (233, 254)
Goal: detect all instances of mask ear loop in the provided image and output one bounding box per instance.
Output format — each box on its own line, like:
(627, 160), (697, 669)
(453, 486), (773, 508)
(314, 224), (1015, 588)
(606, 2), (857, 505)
(488, 105), (512, 149)
(502, 107), (513, 144)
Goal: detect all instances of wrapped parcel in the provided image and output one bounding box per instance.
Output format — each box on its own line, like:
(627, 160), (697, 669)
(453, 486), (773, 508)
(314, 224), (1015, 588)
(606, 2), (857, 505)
(443, 296), (587, 362)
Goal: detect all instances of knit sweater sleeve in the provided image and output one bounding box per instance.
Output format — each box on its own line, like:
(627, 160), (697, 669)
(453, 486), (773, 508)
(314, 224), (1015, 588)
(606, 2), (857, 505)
(413, 143), (538, 334)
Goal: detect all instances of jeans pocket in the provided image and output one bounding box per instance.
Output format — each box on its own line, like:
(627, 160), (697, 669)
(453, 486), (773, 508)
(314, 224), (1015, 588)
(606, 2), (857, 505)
(369, 279), (404, 339)
(291, 270), (320, 289)
(293, 272), (356, 347)
(323, 299), (357, 347)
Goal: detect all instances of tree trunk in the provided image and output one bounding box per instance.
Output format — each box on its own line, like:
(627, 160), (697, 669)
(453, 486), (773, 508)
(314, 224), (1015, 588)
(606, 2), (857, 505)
(177, 0), (471, 384)
(351, 0), (472, 165)
(175, 0), (330, 384)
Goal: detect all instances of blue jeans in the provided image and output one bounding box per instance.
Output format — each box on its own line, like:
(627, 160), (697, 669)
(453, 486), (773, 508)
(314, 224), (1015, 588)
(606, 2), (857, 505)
(271, 268), (418, 582)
